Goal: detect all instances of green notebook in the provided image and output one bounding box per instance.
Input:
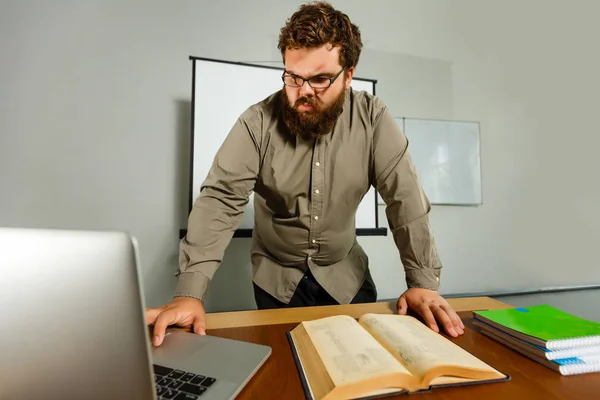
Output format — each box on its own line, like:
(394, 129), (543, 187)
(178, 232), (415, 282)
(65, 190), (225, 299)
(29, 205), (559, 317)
(473, 305), (600, 350)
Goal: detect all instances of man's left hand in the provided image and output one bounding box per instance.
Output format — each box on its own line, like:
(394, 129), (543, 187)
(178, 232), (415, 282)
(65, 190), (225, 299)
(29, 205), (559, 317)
(397, 288), (465, 337)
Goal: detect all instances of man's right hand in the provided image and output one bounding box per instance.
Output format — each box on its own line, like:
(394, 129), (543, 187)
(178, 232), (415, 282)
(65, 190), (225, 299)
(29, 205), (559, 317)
(145, 297), (206, 347)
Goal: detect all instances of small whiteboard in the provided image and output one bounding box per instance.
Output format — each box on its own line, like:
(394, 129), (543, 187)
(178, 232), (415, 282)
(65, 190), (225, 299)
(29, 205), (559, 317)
(394, 117), (482, 205)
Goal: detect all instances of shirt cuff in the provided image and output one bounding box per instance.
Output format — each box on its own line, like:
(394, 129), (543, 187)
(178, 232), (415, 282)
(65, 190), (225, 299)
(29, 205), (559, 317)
(174, 272), (211, 302)
(405, 268), (441, 291)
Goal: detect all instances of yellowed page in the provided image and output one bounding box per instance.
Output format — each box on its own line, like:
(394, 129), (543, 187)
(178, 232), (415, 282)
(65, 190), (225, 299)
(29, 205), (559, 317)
(358, 314), (501, 381)
(302, 315), (413, 388)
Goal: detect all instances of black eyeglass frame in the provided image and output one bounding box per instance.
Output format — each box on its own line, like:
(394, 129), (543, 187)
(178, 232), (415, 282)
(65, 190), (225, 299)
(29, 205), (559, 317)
(281, 66), (347, 89)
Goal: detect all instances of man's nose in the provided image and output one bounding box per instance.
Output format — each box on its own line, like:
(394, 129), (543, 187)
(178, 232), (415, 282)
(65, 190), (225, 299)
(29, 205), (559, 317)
(299, 80), (315, 97)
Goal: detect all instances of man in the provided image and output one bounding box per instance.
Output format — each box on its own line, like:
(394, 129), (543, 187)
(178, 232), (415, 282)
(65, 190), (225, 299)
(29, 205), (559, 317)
(147, 1), (465, 346)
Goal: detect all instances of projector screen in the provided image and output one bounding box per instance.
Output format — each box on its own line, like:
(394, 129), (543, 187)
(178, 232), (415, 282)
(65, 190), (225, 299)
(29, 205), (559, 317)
(189, 57), (382, 236)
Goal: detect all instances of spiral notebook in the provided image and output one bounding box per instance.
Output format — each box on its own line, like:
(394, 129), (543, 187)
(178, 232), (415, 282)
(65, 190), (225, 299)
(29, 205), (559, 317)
(477, 327), (600, 376)
(473, 317), (600, 360)
(473, 305), (600, 350)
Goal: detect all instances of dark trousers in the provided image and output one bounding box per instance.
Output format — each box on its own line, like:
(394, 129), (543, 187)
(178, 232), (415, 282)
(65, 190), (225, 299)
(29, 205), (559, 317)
(253, 269), (377, 309)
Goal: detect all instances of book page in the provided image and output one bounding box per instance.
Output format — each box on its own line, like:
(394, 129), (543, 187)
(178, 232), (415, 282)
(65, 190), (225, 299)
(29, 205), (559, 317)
(359, 314), (500, 381)
(302, 315), (413, 387)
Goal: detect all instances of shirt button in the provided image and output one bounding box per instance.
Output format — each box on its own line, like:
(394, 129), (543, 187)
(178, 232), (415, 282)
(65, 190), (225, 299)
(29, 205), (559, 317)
(314, 216), (319, 220)
(315, 162), (320, 167)
(314, 189), (320, 194)
(436, 277), (440, 282)
(311, 239), (316, 244)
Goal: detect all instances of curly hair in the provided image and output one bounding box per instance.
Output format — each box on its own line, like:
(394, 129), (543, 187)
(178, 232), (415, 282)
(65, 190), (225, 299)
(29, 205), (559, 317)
(278, 1), (363, 68)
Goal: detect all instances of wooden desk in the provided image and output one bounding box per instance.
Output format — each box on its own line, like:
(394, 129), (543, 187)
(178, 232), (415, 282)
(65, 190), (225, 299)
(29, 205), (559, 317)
(202, 297), (599, 399)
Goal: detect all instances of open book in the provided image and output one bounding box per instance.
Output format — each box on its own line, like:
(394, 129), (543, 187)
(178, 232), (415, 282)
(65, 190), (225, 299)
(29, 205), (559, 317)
(287, 314), (508, 400)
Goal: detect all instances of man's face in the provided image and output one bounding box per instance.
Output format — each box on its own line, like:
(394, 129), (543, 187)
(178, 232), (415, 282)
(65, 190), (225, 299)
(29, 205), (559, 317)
(281, 45), (355, 140)
(283, 45), (354, 112)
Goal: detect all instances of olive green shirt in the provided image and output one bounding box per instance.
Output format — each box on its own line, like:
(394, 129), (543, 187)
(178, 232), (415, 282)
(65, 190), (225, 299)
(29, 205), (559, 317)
(175, 88), (442, 304)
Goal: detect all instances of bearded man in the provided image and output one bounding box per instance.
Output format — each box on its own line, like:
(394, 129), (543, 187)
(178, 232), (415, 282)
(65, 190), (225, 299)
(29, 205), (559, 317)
(147, 1), (465, 347)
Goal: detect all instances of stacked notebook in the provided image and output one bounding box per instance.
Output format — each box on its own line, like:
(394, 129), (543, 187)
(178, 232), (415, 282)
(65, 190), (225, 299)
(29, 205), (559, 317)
(473, 305), (600, 376)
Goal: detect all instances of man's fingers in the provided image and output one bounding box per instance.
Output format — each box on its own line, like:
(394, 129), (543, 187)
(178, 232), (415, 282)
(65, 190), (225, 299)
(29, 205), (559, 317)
(152, 310), (178, 347)
(396, 289), (464, 336)
(440, 304), (464, 333)
(193, 317), (206, 336)
(145, 308), (162, 326)
(432, 306), (458, 337)
(417, 304), (439, 333)
(397, 296), (408, 315)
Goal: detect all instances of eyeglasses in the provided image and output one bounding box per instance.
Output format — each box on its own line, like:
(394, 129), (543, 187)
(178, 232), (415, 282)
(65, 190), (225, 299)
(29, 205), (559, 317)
(282, 67), (346, 89)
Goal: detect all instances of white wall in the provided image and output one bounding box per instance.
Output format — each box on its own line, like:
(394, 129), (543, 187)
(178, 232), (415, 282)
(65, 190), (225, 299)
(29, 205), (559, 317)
(354, 0), (600, 301)
(1, 0), (599, 311)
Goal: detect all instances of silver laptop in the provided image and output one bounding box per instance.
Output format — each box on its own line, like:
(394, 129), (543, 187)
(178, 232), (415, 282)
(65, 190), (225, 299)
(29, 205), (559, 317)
(0, 227), (271, 400)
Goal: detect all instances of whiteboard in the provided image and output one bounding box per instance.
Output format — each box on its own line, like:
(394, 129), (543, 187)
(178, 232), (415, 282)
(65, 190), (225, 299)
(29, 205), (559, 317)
(393, 118), (482, 205)
(190, 57), (379, 230)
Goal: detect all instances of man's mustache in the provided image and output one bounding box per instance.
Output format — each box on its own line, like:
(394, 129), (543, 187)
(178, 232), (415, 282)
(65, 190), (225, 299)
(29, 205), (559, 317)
(294, 96), (321, 108)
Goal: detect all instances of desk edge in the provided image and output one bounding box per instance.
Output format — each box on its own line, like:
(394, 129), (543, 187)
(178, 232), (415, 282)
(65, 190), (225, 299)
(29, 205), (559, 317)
(204, 296), (511, 330)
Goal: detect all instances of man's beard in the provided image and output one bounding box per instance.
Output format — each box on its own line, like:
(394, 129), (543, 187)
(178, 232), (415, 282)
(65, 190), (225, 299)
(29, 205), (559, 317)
(281, 86), (347, 141)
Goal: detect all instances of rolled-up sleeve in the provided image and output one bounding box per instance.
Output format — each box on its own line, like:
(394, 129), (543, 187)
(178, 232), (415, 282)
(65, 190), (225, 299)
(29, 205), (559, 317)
(175, 110), (262, 301)
(371, 104), (442, 291)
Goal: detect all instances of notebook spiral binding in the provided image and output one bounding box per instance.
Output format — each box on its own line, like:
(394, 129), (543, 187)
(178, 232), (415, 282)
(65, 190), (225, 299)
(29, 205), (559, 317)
(561, 363), (600, 376)
(548, 336), (600, 351)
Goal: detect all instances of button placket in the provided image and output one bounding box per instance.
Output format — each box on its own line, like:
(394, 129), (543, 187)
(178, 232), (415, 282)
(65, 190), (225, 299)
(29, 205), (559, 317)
(309, 139), (324, 258)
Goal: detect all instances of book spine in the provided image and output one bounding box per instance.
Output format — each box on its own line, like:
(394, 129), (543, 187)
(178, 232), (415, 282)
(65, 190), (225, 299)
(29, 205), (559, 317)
(285, 332), (314, 400)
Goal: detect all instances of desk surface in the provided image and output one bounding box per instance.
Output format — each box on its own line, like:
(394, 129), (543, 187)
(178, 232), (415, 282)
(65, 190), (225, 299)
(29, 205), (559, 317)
(202, 297), (599, 399)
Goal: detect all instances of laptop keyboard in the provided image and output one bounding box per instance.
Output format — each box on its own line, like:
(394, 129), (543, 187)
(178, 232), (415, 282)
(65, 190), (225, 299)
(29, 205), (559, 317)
(153, 364), (217, 399)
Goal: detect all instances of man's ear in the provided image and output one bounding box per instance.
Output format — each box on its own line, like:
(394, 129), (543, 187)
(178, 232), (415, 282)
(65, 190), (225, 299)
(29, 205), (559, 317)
(344, 66), (355, 89)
